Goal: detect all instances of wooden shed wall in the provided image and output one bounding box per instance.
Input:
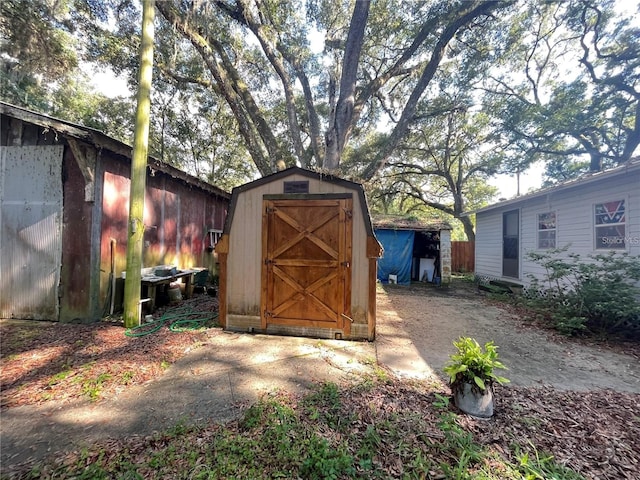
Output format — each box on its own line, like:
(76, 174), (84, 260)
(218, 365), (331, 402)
(1, 106), (230, 322)
(225, 173), (372, 331)
(61, 145), (95, 320)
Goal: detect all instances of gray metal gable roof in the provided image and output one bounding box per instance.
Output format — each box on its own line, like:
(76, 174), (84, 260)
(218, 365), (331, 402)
(472, 158), (640, 215)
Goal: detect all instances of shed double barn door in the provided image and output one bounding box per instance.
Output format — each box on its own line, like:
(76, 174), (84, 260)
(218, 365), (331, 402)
(262, 196), (352, 335)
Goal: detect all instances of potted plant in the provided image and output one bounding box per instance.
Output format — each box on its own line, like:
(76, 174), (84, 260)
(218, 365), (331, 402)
(443, 337), (509, 418)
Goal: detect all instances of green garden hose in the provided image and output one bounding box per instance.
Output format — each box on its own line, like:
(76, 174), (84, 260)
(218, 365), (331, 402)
(124, 306), (218, 337)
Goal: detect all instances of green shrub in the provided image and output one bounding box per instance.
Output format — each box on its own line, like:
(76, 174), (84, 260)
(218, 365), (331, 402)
(526, 248), (640, 336)
(443, 337), (509, 391)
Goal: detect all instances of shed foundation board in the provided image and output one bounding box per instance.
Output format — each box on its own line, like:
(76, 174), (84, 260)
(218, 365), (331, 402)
(227, 315), (262, 330)
(225, 315), (372, 340)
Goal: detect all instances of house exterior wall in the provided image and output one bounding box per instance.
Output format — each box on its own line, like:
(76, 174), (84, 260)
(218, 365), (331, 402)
(475, 168), (640, 286)
(223, 172), (375, 339)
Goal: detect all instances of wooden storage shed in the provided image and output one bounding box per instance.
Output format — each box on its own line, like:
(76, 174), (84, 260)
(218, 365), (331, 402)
(216, 167), (382, 340)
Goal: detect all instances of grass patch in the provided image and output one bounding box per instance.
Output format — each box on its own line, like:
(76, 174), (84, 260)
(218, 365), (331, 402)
(9, 378), (590, 480)
(81, 372), (112, 401)
(47, 368), (72, 386)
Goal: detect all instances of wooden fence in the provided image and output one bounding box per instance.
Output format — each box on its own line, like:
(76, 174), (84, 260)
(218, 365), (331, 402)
(451, 241), (475, 273)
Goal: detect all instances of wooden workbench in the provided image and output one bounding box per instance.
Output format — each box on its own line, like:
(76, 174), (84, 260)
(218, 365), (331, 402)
(141, 269), (198, 311)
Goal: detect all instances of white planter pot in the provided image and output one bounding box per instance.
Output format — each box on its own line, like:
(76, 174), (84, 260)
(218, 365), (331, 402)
(453, 382), (494, 418)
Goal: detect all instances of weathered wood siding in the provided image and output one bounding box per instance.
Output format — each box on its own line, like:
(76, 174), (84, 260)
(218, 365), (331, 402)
(226, 174), (371, 322)
(476, 166), (640, 286)
(1, 104), (230, 322)
(223, 170), (379, 339)
(99, 160), (228, 303)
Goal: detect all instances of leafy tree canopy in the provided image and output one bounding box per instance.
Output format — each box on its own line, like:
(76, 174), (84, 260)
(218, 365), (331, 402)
(1, 0), (638, 237)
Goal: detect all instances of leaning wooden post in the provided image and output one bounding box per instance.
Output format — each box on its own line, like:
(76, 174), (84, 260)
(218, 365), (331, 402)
(123, 0), (155, 328)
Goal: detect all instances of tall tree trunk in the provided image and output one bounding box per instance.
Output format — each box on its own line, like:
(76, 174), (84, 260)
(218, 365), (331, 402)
(324, 0), (370, 170)
(461, 216), (476, 242)
(622, 102), (640, 161)
(124, 0), (155, 328)
(589, 152), (602, 172)
(157, 2), (276, 176)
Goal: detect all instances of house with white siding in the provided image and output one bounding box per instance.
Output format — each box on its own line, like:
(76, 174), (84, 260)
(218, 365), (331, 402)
(473, 159), (640, 288)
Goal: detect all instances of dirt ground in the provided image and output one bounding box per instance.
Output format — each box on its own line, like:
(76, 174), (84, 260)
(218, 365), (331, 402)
(376, 281), (640, 393)
(1, 280), (639, 473)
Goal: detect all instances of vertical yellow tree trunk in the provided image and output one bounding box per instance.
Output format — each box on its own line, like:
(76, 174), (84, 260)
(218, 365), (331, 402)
(124, 0), (155, 328)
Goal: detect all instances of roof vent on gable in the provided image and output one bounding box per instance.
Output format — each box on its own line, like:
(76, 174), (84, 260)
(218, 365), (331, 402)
(283, 180), (309, 194)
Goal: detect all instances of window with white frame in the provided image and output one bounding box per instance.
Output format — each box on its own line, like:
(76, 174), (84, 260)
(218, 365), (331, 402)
(594, 200), (626, 249)
(537, 211), (556, 249)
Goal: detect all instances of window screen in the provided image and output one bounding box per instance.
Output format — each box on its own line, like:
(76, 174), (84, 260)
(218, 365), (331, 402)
(595, 200), (626, 249)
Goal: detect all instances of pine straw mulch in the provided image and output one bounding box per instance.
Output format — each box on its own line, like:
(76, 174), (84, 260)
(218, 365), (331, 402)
(0, 295), (221, 409)
(480, 385), (639, 478)
(343, 381), (640, 479)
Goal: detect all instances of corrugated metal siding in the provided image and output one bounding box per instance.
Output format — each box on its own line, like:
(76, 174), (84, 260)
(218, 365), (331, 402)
(226, 173), (371, 324)
(1, 146), (64, 319)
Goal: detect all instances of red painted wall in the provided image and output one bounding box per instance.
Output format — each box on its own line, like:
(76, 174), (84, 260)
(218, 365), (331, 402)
(99, 157), (228, 303)
(60, 147), (94, 321)
(2, 109), (229, 322)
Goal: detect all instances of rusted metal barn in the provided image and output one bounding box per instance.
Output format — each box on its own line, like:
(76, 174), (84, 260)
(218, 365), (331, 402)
(0, 102), (230, 322)
(216, 167), (382, 341)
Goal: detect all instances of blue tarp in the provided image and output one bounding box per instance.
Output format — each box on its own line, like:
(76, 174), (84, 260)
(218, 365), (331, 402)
(375, 229), (414, 285)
